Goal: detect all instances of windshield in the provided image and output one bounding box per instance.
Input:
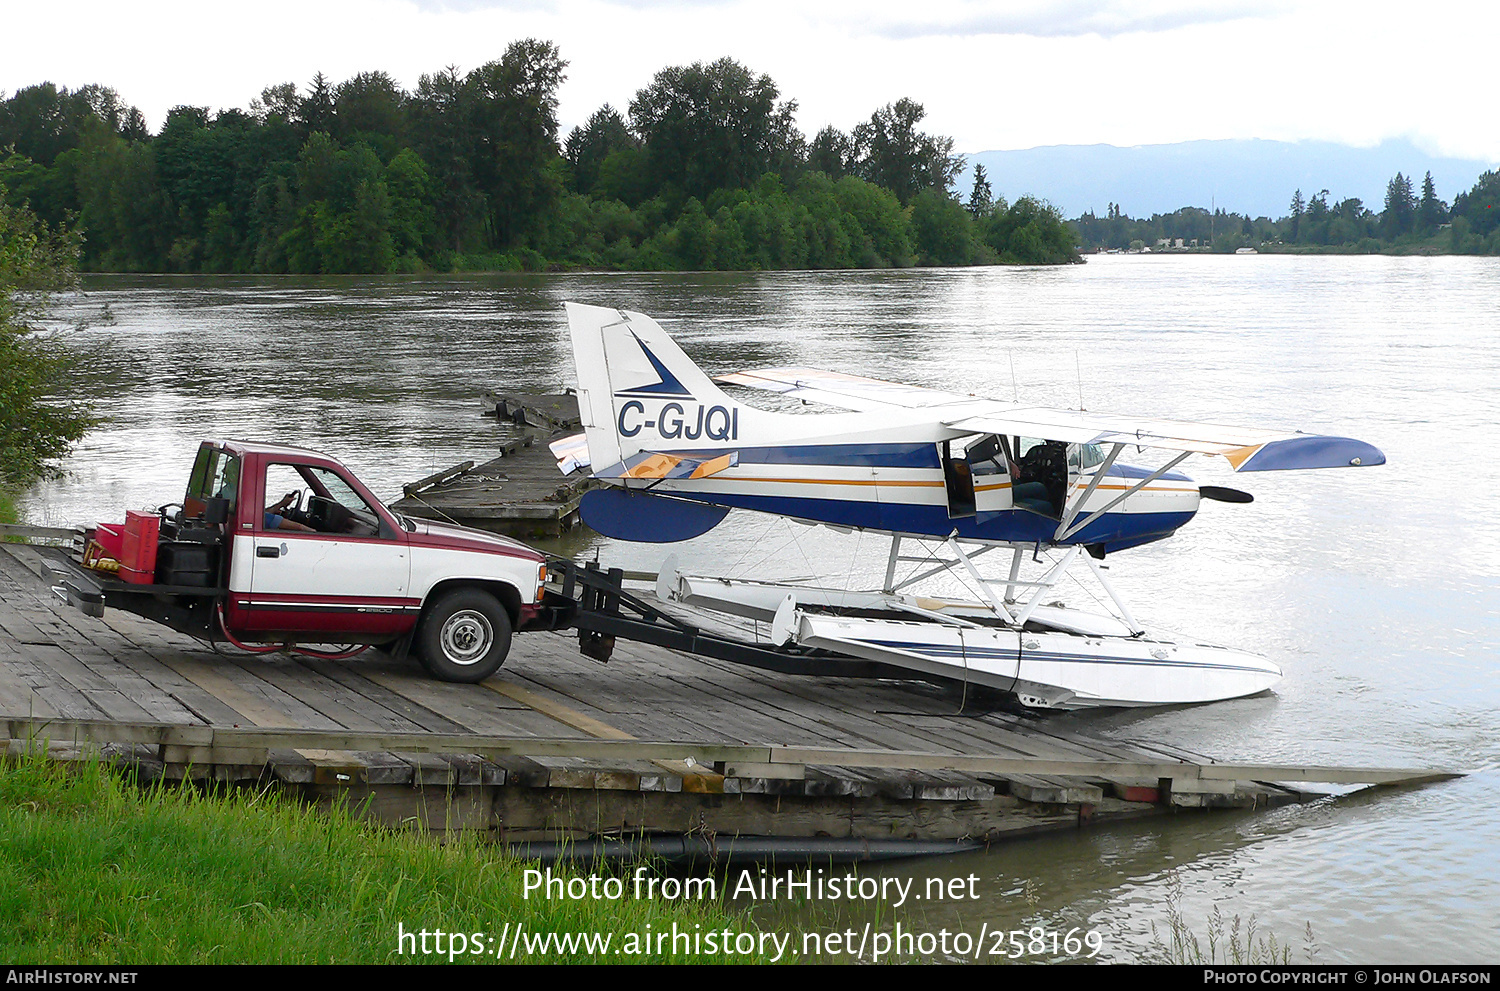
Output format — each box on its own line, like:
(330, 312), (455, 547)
(186, 447), (240, 511)
(1069, 443), (1108, 471)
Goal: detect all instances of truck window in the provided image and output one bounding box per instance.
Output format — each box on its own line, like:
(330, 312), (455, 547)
(265, 462), (382, 536)
(307, 467), (376, 517)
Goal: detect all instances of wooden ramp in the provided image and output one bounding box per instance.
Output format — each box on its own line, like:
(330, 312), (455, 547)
(0, 545), (1455, 858)
(390, 395), (592, 538)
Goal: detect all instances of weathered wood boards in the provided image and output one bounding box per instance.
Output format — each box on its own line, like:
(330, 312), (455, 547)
(391, 393), (591, 537)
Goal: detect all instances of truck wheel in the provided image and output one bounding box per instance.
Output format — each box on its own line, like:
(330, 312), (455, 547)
(416, 589), (512, 683)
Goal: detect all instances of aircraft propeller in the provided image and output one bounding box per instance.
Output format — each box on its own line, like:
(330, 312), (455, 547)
(1198, 486), (1255, 504)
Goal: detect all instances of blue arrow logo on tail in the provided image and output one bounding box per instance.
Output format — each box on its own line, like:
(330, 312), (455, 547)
(614, 331), (693, 397)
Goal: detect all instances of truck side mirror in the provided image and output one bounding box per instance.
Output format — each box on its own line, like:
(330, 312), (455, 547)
(203, 497), (229, 525)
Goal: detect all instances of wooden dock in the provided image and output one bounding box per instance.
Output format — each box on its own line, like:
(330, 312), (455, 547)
(390, 394), (593, 538)
(0, 544), (1454, 859)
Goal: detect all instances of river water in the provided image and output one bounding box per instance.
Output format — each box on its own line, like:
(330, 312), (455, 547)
(23, 256), (1500, 963)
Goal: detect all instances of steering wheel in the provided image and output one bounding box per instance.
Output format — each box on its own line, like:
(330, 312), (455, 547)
(278, 489), (314, 526)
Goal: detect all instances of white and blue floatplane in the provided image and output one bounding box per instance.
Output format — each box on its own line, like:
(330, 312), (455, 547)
(550, 303), (1384, 709)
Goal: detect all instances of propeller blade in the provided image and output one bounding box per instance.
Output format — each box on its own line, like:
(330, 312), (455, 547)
(1199, 485), (1254, 504)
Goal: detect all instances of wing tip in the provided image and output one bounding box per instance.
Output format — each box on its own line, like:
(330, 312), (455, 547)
(1235, 436), (1386, 472)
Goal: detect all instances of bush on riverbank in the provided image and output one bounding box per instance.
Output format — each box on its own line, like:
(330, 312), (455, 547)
(0, 754), (763, 964)
(0, 202), (97, 487)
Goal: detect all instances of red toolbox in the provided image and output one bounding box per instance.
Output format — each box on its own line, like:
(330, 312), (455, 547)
(119, 510), (161, 584)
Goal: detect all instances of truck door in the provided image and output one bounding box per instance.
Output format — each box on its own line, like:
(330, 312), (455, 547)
(235, 461), (415, 638)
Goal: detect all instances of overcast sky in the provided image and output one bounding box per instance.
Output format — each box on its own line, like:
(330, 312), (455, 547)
(6, 0), (1497, 160)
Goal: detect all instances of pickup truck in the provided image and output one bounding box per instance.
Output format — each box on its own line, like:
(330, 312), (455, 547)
(58, 439), (567, 682)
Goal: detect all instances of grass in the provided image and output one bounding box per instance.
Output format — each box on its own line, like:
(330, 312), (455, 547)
(0, 752), (770, 964)
(1147, 873), (1318, 965)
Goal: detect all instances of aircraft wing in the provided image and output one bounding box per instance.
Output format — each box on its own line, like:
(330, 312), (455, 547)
(722, 366), (1384, 473)
(716, 367), (971, 412)
(946, 411), (1383, 471)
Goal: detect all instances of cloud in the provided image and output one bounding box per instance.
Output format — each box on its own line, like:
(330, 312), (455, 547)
(399, 0), (734, 11)
(399, 0), (553, 11)
(847, 0), (1283, 40)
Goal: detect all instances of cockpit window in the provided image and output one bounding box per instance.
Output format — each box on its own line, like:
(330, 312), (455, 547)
(1069, 443), (1108, 471)
(964, 434), (1008, 476)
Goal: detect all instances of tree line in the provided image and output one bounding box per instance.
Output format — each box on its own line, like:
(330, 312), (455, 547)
(0, 46), (1080, 275)
(1071, 169), (1500, 254)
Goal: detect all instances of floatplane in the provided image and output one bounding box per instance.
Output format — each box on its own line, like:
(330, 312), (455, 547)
(549, 303), (1384, 709)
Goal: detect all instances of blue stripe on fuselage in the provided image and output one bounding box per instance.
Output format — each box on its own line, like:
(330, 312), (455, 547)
(734, 443), (942, 468)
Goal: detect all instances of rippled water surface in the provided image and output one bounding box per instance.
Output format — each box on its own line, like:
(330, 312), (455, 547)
(26, 256), (1500, 963)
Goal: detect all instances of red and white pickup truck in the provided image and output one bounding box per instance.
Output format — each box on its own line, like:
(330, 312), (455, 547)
(58, 440), (568, 682)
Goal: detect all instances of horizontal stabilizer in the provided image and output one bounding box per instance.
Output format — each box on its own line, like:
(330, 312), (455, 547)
(549, 432), (590, 474)
(594, 449), (740, 481)
(579, 488), (729, 542)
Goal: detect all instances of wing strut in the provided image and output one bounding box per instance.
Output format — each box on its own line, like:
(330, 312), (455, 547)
(1057, 451), (1192, 542)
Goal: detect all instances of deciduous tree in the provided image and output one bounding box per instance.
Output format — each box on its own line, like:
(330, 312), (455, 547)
(851, 99), (962, 205)
(0, 202), (97, 484)
(629, 58), (801, 202)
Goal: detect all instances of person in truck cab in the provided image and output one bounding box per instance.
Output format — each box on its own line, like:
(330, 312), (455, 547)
(264, 491), (316, 533)
(215, 459), (315, 532)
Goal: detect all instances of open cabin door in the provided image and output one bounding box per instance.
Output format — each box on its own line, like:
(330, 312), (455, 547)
(941, 439), (976, 518)
(943, 434), (1020, 519)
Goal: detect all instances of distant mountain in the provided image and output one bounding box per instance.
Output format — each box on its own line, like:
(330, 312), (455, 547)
(957, 139), (1497, 219)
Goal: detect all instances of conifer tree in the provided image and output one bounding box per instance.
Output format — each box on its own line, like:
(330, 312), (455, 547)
(967, 163), (992, 218)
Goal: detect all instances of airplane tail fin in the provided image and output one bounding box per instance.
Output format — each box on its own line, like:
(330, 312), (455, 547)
(566, 302), (747, 469)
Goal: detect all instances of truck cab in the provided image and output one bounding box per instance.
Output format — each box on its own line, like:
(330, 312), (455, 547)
(66, 440), (559, 682)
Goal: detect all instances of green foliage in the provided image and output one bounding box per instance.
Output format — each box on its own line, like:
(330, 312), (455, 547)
(1383, 172), (1416, 239)
(979, 197), (1080, 265)
(629, 58), (800, 203)
(465, 40), (569, 249)
(910, 188), (973, 265)
(1452, 170), (1500, 239)
(564, 105), (637, 196)
(967, 164), (992, 218)
(0, 203), (97, 486)
(0, 754), (764, 964)
(851, 99), (962, 205)
(834, 176), (913, 266)
(807, 126), (853, 180)
(1073, 167), (1497, 256)
(0, 57), (1082, 272)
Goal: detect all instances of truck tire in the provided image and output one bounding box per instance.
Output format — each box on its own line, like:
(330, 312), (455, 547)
(416, 588), (512, 683)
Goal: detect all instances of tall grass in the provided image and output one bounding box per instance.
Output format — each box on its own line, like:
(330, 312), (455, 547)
(1147, 873), (1318, 965)
(0, 754), (767, 964)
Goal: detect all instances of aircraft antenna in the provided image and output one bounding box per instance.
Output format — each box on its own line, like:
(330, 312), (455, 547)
(1076, 350), (1086, 410)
